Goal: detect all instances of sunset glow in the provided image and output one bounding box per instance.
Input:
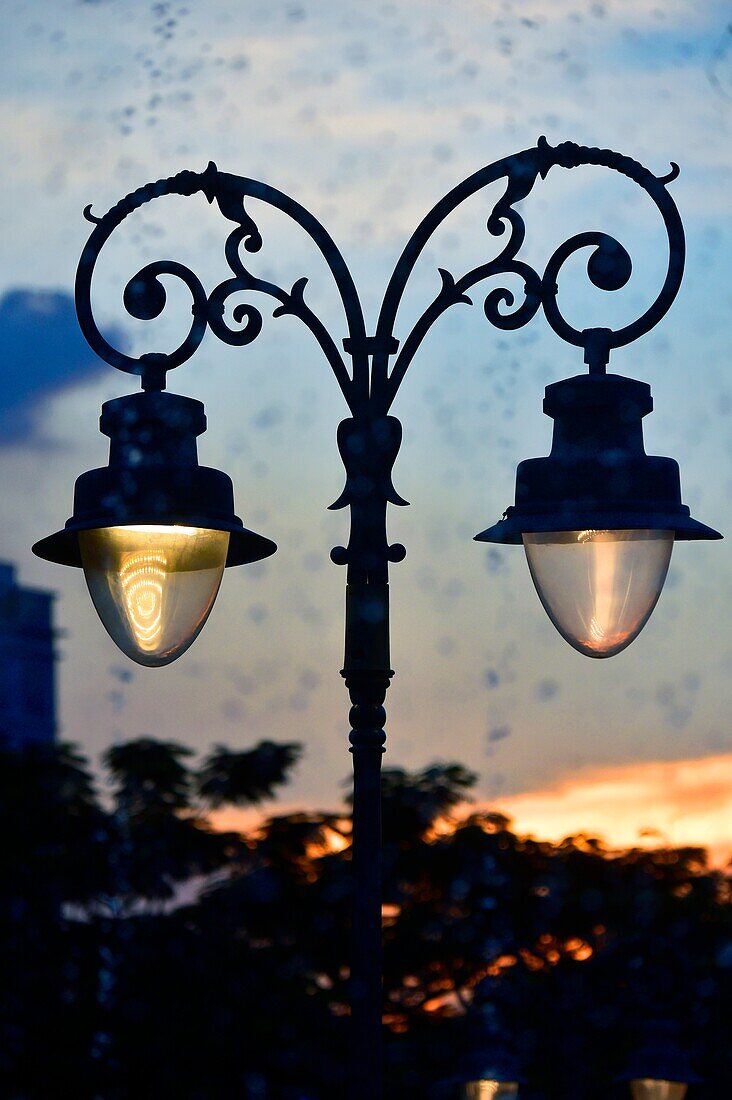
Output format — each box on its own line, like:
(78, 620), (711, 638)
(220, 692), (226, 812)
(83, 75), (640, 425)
(211, 753), (732, 869)
(494, 753), (732, 869)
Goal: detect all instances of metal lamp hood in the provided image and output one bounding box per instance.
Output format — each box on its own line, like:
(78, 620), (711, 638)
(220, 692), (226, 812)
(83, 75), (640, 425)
(32, 388), (276, 568)
(476, 372), (721, 544)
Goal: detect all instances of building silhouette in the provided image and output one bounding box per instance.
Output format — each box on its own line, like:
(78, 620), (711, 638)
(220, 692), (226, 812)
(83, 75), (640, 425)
(0, 562), (56, 749)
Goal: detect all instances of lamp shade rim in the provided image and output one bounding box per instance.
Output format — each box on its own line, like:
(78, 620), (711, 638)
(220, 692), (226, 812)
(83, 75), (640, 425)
(476, 509), (722, 544)
(614, 1073), (704, 1085)
(32, 517), (276, 568)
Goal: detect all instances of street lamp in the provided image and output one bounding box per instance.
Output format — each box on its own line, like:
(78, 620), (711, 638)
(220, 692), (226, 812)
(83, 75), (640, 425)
(434, 1027), (522, 1097)
(33, 139), (719, 1099)
(458, 1041), (521, 1098)
(618, 1019), (702, 1100)
(475, 365), (718, 657)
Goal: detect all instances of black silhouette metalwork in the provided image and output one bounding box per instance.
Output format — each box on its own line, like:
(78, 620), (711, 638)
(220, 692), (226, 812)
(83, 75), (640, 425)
(69, 138), (689, 1100)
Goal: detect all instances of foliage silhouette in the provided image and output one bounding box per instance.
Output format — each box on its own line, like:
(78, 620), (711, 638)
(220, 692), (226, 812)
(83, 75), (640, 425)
(0, 735), (729, 1099)
(198, 740), (302, 806)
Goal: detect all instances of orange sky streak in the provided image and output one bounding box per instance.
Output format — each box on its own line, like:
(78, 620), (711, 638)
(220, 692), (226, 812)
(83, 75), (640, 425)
(492, 752), (732, 869)
(211, 752), (732, 870)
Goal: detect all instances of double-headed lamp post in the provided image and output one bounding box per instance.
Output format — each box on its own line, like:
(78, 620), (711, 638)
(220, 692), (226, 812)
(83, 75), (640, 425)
(34, 139), (719, 1099)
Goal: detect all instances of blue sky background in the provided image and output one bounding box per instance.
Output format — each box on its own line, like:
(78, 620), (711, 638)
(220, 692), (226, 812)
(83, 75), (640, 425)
(2, 0), (731, 849)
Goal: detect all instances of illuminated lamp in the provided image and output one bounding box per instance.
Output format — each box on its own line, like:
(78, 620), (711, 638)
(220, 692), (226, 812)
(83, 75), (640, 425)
(441, 1035), (523, 1098)
(32, 388), (275, 666)
(618, 1020), (702, 1100)
(476, 369), (720, 657)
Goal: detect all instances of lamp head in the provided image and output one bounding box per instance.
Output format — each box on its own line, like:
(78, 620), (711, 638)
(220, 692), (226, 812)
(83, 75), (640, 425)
(476, 372), (721, 657)
(439, 1033), (523, 1098)
(33, 389), (275, 665)
(617, 1019), (702, 1097)
(629, 1084), (689, 1100)
(463, 1082), (519, 1098)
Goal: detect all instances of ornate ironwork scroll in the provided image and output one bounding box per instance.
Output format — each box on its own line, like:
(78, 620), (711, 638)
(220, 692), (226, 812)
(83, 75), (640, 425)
(76, 162), (368, 403)
(374, 136), (684, 403)
(74, 137), (685, 580)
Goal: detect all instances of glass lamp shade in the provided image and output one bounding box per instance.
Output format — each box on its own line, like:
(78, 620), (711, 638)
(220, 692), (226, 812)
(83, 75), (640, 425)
(78, 525), (230, 667)
(523, 529), (673, 658)
(630, 1081), (688, 1100)
(463, 1083), (519, 1099)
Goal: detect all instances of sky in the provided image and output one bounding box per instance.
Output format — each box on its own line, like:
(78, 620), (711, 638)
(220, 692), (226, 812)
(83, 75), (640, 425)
(2, 0), (732, 861)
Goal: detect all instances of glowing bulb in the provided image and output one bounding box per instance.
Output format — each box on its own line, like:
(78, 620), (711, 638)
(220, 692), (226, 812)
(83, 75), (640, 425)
(523, 529), (673, 658)
(630, 1082), (688, 1100)
(464, 1083), (519, 1099)
(79, 525), (229, 666)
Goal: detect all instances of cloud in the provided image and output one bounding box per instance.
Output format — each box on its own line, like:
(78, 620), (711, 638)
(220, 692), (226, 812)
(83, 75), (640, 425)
(0, 288), (121, 446)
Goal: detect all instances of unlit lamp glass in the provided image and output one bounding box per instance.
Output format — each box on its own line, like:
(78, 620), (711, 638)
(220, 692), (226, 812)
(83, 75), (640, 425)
(630, 1081), (688, 1100)
(523, 529), (673, 658)
(79, 525), (230, 667)
(476, 371), (721, 659)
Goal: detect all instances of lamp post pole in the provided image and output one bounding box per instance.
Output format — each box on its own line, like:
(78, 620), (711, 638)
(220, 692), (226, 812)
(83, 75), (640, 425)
(34, 139), (719, 1100)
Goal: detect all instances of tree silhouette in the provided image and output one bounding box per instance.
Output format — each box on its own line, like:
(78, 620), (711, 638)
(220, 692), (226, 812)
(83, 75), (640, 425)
(0, 738), (729, 1099)
(197, 740), (302, 807)
(0, 741), (108, 1097)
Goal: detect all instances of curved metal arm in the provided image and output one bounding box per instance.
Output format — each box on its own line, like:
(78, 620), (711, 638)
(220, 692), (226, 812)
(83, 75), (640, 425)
(76, 138), (684, 403)
(74, 138), (686, 580)
(373, 136), (685, 407)
(75, 162), (368, 406)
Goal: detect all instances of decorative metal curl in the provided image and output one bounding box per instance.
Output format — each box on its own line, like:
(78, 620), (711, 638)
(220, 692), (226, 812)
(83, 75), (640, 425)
(541, 231), (633, 355)
(206, 278), (264, 348)
(534, 139), (684, 359)
(75, 162), (367, 399)
(373, 136), (685, 410)
(203, 223), (352, 398)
